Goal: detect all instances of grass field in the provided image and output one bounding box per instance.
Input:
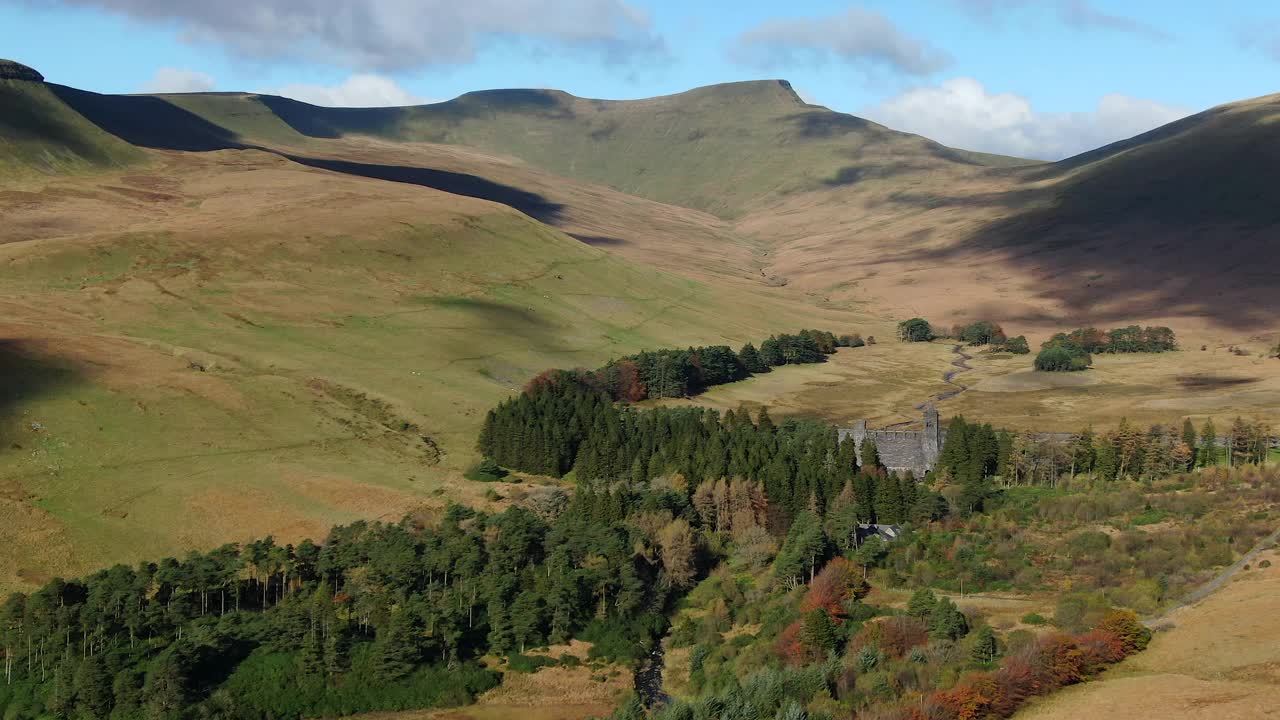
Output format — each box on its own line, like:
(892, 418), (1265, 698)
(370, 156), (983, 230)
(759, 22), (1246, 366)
(654, 340), (1280, 434)
(1017, 548), (1280, 720)
(644, 339), (955, 428)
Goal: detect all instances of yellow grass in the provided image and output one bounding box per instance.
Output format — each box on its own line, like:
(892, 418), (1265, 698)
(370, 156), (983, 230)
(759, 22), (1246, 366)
(1017, 549), (1280, 720)
(646, 339), (955, 428)
(648, 339), (1280, 435)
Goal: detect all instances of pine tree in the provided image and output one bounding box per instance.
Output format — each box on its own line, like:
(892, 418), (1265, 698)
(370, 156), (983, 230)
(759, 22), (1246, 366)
(75, 655), (114, 719)
(874, 474), (904, 524)
(799, 609), (838, 657)
(860, 437), (882, 472)
(1094, 435), (1119, 480)
(738, 343), (770, 373)
(1230, 417), (1253, 467)
(970, 626), (998, 666)
(929, 598), (969, 641)
(1200, 419), (1217, 467)
(774, 512), (829, 588)
(48, 651), (79, 718)
(372, 613), (420, 682)
(324, 623), (349, 677)
(300, 624), (325, 677)
(852, 474), (876, 522)
(907, 588), (938, 618)
(759, 337), (785, 366)
(1181, 418), (1199, 469)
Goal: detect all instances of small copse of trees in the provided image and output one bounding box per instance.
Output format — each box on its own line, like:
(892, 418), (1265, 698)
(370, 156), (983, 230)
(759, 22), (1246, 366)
(898, 318), (936, 342)
(1035, 343), (1092, 372)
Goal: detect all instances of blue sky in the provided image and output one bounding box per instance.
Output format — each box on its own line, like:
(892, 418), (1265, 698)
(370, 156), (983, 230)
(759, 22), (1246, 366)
(3, 0), (1278, 158)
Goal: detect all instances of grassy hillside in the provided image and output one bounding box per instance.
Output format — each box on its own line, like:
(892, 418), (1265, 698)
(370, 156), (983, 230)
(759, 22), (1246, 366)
(0, 148), (873, 592)
(119, 80), (1033, 219)
(0, 60), (142, 179)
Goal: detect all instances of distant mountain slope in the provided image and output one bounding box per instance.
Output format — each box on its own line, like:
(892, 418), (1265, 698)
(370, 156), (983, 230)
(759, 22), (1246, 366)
(1022, 92), (1280, 227)
(118, 80), (1036, 218)
(30, 83), (768, 283)
(736, 90), (1280, 337)
(5, 62), (1277, 337)
(0, 59), (142, 178)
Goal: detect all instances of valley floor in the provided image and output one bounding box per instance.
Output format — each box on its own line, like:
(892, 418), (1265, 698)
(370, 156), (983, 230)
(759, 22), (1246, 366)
(656, 339), (1280, 433)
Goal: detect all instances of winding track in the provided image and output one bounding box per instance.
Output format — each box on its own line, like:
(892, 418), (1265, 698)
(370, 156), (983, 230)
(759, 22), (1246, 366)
(885, 344), (974, 429)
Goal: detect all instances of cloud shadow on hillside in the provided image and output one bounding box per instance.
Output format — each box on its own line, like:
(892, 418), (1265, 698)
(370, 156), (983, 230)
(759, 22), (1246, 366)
(0, 340), (80, 448)
(569, 234), (627, 247)
(51, 85), (245, 152)
(281, 154), (565, 223)
(864, 174), (1279, 330)
(256, 89), (574, 141)
(51, 87), (565, 223)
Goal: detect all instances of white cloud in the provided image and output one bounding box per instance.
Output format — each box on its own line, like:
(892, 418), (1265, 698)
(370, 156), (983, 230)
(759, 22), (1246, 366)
(264, 74), (433, 107)
(728, 7), (950, 76)
(955, 0), (1170, 40)
(862, 77), (1191, 160)
(140, 67), (216, 93)
(41, 0), (666, 71)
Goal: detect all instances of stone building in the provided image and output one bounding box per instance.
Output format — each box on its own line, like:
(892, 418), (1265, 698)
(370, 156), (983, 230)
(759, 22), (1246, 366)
(839, 405), (946, 476)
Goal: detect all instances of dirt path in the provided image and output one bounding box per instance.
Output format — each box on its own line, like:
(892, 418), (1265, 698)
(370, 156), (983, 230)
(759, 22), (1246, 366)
(936, 345), (974, 402)
(886, 344), (974, 428)
(1143, 525), (1280, 627)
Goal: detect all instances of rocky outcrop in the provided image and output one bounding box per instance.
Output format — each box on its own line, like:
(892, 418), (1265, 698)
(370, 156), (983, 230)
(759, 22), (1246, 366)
(0, 59), (44, 82)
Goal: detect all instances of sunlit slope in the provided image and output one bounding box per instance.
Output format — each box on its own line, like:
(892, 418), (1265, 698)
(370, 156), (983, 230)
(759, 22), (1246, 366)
(0, 60), (142, 178)
(41, 86), (766, 283)
(0, 149), (868, 592)
(146, 80), (1034, 218)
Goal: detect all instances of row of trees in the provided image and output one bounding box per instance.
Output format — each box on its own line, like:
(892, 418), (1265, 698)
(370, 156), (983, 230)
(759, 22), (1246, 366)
(1047, 326), (1177, 354)
(935, 415), (1274, 491)
(995, 417), (1274, 487)
(541, 329), (849, 404)
(898, 318), (1030, 355)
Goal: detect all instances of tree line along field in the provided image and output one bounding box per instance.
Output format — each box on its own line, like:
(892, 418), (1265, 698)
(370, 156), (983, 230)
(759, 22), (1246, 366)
(658, 336), (1280, 435)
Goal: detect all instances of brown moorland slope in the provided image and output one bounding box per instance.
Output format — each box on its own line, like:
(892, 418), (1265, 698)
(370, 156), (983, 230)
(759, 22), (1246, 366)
(744, 93), (1280, 341)
(128, 78), (1280, 341)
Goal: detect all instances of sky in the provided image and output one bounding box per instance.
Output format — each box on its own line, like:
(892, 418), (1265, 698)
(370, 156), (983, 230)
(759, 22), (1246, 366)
(2, 0), (1278, 159)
